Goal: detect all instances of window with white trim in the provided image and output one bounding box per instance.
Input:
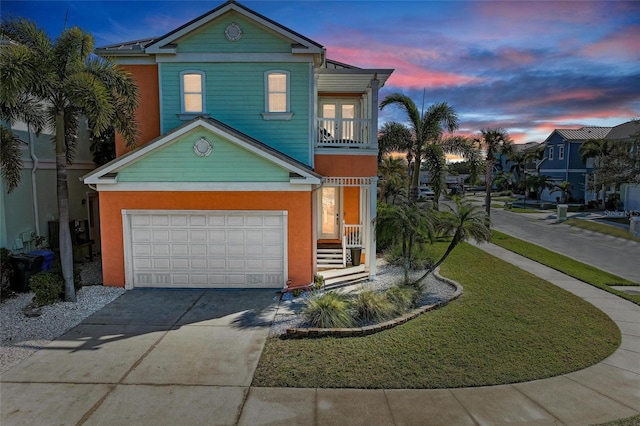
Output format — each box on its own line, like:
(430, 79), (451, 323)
(558, 145), (564, 160)
(262, 70), (292, 120)
(180, 71), (205, 114)
(549, 146), (554, 161)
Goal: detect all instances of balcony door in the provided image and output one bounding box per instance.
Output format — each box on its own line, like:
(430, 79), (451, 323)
(319, 186), (341, 240)
(320, 100), (357, 141)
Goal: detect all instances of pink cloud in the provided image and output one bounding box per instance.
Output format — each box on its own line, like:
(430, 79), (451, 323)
(511, 89), (606, 109)
(328, 46), (483, 89)
(581, 25), (640, 59)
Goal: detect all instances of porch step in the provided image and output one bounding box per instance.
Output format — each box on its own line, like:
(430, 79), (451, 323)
(317, 248), (343, 267)
(324, 272), (370, 289)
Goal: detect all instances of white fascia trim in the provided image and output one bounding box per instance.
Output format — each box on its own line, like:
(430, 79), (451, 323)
(144, 4), (322, 55)
(155, 53), (312, 63)
(314, 149), (378, 156)
(95, 182), (314, 192)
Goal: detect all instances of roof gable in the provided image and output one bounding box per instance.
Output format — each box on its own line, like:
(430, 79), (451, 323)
(144, 0), (323, 55)
(83, 118), (321, 185)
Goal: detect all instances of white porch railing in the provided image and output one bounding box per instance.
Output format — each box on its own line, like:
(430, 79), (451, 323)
(341, 222), (363, 268)
(316, 118), (371, 148)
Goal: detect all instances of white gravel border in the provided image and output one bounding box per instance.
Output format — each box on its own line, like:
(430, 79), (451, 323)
(0, 286), (125, 374)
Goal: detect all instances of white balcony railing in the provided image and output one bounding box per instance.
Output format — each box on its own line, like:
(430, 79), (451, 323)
(342, 222), (363, 248)
(316, 118), (371, 148)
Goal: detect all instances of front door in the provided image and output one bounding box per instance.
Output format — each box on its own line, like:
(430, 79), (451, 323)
(319, 187), (340, 239)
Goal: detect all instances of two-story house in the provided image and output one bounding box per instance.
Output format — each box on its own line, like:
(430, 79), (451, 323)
(82, 0), (393, 290)
(538, 126), (612, 202)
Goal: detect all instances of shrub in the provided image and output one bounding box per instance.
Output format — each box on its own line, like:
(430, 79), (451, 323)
(386, 285), (418, 314)
(1, 248), (14, 302)
(353, 290), (395, 323)
(303, 292), (354, 328)
(30, 271), (64, 305)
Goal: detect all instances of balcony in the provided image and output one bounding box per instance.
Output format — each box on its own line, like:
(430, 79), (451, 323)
(316, 118), (373, 149)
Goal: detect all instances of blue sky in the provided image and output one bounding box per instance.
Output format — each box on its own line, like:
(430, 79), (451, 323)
(3, 0), (639, 143)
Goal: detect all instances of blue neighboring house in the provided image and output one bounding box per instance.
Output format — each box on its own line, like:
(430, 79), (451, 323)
(538, 126), (612, 203)
(538, 120), (640, 206)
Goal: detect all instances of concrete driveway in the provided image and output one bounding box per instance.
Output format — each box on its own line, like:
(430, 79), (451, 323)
(1, 289), (279, 425)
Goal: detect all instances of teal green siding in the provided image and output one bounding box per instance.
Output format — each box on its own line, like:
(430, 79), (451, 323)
(160, 62), (310, 164)
(117, 128), (290, 182)
(176, 12), (292, 53)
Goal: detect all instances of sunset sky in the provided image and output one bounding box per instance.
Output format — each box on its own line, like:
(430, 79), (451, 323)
(3, 0), (639, 143)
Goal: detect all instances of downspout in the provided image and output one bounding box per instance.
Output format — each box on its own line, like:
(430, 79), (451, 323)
(29, 124), (40, 237)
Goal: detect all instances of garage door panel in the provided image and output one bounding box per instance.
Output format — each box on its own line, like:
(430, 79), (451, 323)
(171, 258), (189, 269)
(152, 230), (170, 242)
(128, 211), (286, 288)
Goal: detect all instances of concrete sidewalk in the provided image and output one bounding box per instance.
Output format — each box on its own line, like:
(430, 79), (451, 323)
(2, 247), (639, 425)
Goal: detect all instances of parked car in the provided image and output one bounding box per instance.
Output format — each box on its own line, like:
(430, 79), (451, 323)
(418, 187), (435, 200)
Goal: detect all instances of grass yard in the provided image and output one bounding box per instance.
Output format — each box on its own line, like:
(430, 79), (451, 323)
(564, 218), (639, 242)
(492, 231), (640, 305)
(252, 243), (620, 389)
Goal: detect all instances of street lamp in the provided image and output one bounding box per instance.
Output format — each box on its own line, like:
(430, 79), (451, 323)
(523, 170), (527, 208)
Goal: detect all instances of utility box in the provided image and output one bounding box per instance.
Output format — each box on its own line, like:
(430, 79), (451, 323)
(630, 217), (640, 238)
(9, 254), (44, 292)
(557, 204), (568, 223)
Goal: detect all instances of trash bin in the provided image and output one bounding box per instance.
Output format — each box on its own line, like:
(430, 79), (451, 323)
(557, 204), (568, 223)
(9, 254), (44, 292)
(630, 217), (640, 238)
(350, 247), (362, 266)
(29, 250), (55, 271)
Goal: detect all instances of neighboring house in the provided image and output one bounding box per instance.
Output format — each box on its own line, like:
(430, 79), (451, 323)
(82, 0), (393, 289)
(1, 119), (99, 255)
(538, 121), (639, 205)
(538, 126), (612, 202)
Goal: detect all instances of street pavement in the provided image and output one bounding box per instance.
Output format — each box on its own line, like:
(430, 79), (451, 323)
(476, 197), (640, 284)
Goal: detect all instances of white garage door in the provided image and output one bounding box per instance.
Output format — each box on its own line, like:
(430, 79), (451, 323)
(123, 210), (287, 289)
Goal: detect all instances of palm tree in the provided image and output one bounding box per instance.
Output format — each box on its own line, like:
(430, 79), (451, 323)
(380, 93), (477, 203)
(551, 181), (572, 203)
(1, 19), (138, 301)
(579, 139), (614, 207)
(377, 197), (435, 284)
(493, 171), (514, 192)
(378, 121), (412, 166)
(474, 128), (512, 218)
(378, 156), (407, 202)
(530, 175), (554, 201)
(507, 150), (527, 189)
(412, 197), (492, 287)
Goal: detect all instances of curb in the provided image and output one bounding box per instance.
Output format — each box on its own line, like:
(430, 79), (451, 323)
(283, 268), (463, 339)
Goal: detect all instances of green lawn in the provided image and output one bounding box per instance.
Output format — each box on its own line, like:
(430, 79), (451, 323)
(491, 231), (640, 305)
(252, 243), (620, 389)
(564, 218), (639, 242)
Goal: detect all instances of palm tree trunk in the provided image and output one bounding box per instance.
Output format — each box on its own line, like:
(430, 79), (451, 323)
(55, 111), (76, 302)
(410, 158), (421, 201)
(412, 231), (460, 287)
(485, 161), (492, 218)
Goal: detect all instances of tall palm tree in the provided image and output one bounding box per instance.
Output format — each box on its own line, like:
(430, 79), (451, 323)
(412, 197), (492, 287)
(530, 175), (554, 201)
(1, 19), (138, 302)
(579, 139), (614, 207)
(378, 156), (407, 202)
(380, 93), (477, 203)
(507, 150), (527, 188)
(474, 128), (512, 218)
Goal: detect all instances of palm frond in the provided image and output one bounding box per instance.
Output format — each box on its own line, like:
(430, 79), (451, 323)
(0, 125), (24, 192)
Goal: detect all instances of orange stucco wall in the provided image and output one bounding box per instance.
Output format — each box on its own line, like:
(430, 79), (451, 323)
(343, 186), (360, 225)
(115, 65), (161, 157)
(99, 191), (313, 288)
(314, 154), (377, 177)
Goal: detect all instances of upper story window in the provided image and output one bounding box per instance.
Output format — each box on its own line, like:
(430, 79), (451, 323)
(558, 145), (564, 160)
(548, 146), (554, 161)
(262, 71), (293, 120)
(180, 71), (205, 114)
